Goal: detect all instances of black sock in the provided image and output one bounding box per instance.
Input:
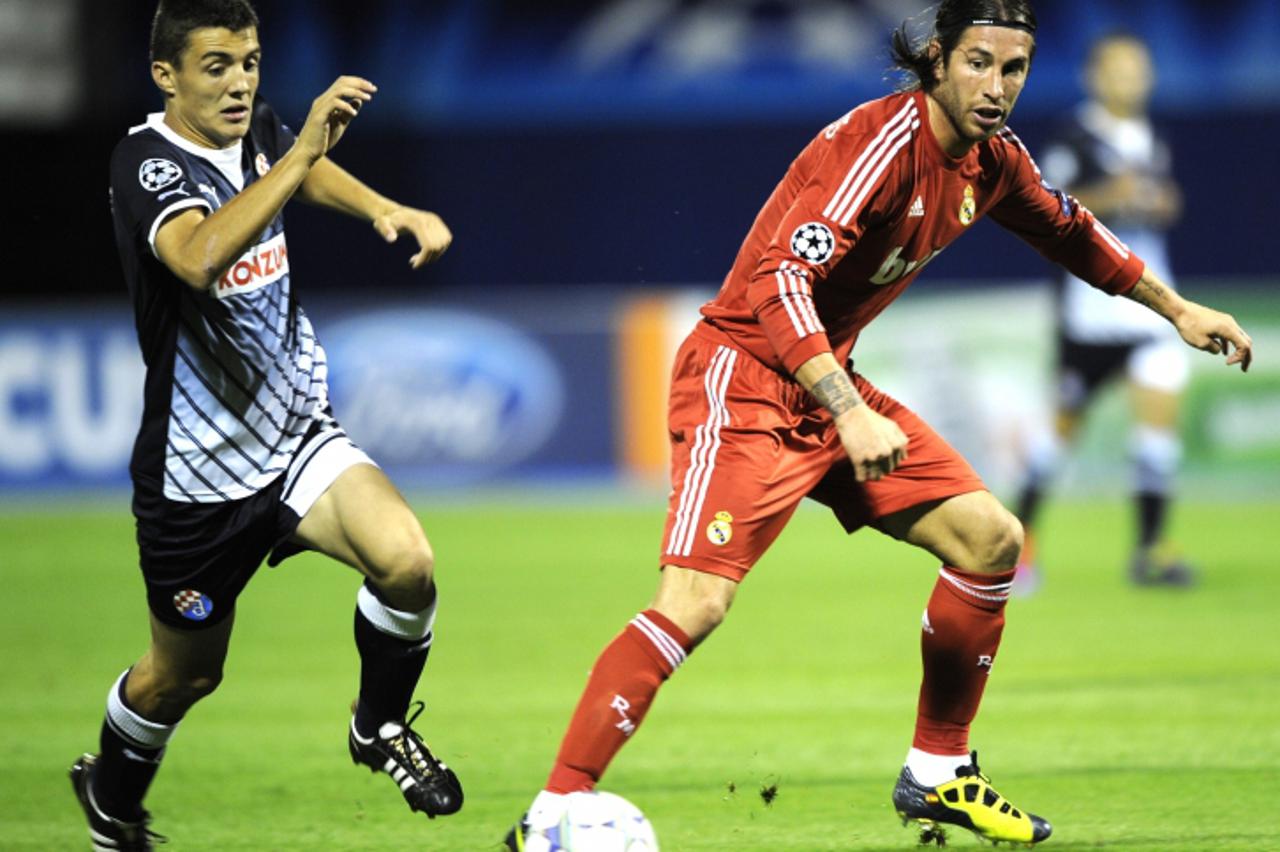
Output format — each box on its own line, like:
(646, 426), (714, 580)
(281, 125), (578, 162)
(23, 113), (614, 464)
(353, 582), (434, 738)
(93, 672), (174, 821)
(1136, 491), (1167, 552)
(1016, 485), (1043, 530)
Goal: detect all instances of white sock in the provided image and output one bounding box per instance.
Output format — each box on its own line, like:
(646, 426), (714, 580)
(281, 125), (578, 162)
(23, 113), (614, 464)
(905, 748), (971, 786)
(528, 789), (569, 829)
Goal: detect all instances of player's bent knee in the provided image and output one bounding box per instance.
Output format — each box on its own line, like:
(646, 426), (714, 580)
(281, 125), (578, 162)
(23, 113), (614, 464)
(369, 540), (435, 609)
(146, 668), (223, 718)
(690, 592), (732, 638)
(180, 670), (223, 701)
(653, 567), (736, 644)
(974, 509), (1023, 573)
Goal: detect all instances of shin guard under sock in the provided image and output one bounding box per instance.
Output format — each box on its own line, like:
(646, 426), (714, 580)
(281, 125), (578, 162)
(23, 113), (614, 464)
(914, 566), (1014, 755)
(93, 670), (177, 821)
(546, 610), (692, 793)
(353, 581), (435, 737)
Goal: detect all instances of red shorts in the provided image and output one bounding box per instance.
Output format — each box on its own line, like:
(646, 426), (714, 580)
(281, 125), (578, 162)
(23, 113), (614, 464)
(660, 327), (985, 582)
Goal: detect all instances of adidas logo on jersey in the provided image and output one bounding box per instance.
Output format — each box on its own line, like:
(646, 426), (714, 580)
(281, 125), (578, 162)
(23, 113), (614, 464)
(908, 195), (925, 217)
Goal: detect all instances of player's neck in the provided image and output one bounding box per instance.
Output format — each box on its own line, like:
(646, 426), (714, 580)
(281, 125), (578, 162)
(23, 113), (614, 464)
(924, 93), (975, 160)
(162, 107), (232, 151)
(1097, 100), (1143, 122)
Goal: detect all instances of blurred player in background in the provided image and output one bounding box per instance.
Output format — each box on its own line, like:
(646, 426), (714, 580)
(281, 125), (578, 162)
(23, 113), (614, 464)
(70, 1), (461, 848)
(1013, 32), (1194, 592)
(506, 1), (1252, 849)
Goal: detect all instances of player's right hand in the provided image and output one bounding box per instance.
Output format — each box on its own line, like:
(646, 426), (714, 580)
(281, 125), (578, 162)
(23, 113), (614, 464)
(1174, 302), (1254, 372)
(834, 405), (909, 482)
(296, 76), (377, 162)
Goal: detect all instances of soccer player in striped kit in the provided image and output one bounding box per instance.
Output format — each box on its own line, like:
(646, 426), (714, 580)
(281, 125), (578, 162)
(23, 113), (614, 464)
(71, 2), (461, 848)
(1013, 32), (1198, 591)
(507, 1), (1252, 847)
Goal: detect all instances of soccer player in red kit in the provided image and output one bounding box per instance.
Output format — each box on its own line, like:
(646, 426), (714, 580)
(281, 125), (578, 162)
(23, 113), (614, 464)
(507, 1), (1253, 847)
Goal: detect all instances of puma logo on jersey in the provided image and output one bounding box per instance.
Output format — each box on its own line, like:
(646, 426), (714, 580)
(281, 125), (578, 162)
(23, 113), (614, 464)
(869, 245), (944, 286)
(157, 181), (190, 202)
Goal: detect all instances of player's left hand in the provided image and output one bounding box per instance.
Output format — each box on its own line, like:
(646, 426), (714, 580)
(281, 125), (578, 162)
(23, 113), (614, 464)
(372, 207), (452, 269)
(1175, 303), (1253, 372)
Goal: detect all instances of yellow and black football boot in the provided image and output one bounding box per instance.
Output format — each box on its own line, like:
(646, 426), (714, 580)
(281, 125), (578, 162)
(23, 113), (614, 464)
(893, 751), (1051, 847)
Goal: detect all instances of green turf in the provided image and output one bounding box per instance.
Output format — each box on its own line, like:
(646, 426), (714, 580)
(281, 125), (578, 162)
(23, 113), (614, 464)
(3, 497), (1278, 850)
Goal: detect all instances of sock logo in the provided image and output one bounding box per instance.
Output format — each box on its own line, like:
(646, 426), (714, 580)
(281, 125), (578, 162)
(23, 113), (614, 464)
(610, 695), (637, 737)
(122, 747), (162, 764)
(977, 654), (994, 670)
(173, 589), (213, 621)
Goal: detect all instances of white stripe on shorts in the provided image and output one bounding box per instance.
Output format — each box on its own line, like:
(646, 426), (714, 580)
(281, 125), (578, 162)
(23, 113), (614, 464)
(283, 424), (377, 519)
(666, 345), (737, 558)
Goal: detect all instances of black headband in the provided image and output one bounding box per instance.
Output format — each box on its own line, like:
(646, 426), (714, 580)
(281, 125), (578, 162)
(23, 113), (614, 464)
(967, 18), (1037, 35)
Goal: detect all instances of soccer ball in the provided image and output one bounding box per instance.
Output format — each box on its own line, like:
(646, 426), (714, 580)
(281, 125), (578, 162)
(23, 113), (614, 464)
(524, 791), (658, 851)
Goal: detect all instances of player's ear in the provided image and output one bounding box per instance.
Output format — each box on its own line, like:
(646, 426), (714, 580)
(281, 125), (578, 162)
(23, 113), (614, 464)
(926, 38), (944, 85)
(152, 61), (178, 99)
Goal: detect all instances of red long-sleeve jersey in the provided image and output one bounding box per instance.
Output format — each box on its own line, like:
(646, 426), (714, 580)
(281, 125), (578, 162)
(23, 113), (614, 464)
(700, 89), (1145, 374)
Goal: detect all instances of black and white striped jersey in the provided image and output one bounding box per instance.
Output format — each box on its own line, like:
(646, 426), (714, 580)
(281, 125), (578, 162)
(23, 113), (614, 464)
(1040, 102), (1176, 342)
(110, 97), (329, 504)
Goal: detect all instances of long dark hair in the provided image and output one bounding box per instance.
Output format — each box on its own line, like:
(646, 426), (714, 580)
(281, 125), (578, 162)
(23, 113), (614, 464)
(890, 0), (1037, 92)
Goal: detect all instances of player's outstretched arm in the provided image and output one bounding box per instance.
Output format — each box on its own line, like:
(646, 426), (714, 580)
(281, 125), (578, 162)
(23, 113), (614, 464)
(298, 158), (452, 269)
(795, 352), (909, 481)
(1126, 269), (1254, 371)
(155, 76), (377, 290)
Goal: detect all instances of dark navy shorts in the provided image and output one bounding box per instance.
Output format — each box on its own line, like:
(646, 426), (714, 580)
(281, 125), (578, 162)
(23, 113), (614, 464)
(133, 418), (374, 630)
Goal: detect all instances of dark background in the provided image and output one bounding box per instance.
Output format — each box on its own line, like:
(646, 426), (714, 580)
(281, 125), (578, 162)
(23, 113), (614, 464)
(3, 0), (1278, 304)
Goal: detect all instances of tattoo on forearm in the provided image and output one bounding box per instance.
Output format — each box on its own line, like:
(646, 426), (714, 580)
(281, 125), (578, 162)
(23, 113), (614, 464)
(1128, 277), (1169, 312)
(810, 372), (863, 417)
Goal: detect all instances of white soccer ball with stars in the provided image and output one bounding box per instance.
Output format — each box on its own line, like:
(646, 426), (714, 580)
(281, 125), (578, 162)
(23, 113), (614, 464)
(523, 791), (658, 852)
(790, 221), (835, 264)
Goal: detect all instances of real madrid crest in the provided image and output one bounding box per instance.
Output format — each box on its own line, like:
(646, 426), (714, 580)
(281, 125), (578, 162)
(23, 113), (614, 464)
(706, 511), (734, 546)
(959, 184), (976, 226)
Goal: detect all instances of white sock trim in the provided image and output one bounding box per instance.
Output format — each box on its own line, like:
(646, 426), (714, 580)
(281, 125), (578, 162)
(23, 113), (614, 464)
(905, 747), (970, 787)
(105, 671), (176, 750)
(629, 613), (687, 671)
(1131, 425), (1181, 494)
(528, 790), (569, 830)
(357, 585), (435, 641)
(938, 567), (1012, 603)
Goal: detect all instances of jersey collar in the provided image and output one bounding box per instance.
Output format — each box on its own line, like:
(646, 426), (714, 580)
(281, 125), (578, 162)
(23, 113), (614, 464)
(137, 113), (246, 192)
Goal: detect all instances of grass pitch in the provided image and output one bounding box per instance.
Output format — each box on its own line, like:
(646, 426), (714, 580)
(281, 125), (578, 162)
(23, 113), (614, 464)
(2, 495), (1278, 850)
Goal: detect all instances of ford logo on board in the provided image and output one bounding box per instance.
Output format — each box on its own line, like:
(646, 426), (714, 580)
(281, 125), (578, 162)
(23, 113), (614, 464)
(322, 309), (565, 481)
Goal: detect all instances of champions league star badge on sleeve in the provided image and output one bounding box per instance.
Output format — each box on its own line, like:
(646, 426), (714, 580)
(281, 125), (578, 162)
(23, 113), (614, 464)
(791, 222), (835, 264)
(139, 158), (183, 192)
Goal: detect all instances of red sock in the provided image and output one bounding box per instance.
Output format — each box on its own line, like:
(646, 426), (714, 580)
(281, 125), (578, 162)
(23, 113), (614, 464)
(546, 610), (692, 793)
(913, 565), (1014, 755)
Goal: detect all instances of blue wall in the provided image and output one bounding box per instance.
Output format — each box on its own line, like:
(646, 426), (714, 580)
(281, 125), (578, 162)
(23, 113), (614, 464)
(242, 0), (1280, 127)
(4, 1), (1276, 304)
